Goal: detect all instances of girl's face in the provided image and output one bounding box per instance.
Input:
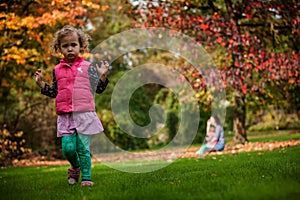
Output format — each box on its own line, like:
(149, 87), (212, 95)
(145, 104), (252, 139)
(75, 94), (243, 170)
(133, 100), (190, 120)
(59, 32), (81, 65)
(210, 116), (216, 124)
(209, 126), (216, 132)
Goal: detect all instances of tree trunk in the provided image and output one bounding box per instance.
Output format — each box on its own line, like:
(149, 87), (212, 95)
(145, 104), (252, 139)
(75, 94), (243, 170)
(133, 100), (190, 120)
(233, 91), (248, 144)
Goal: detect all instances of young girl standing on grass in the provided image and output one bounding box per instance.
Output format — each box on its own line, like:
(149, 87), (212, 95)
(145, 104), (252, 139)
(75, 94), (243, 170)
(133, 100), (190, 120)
(34, 25), (109, 186)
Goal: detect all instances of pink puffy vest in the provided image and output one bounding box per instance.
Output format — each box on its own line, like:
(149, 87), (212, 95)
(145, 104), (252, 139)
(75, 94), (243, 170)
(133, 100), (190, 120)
(55, 57), (95, 114)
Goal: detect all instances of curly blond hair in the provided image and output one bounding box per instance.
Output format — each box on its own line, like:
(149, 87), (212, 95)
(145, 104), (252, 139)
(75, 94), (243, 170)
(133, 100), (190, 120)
(50, 25), (91, 55)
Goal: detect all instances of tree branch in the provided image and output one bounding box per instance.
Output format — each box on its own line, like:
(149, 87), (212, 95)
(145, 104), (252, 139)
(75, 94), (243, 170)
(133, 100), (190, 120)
(207, 0), (217, 13)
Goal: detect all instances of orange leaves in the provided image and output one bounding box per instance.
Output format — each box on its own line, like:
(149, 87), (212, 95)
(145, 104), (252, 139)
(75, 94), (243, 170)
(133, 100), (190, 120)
(14, 139), (300, 166)
(38, 10), (76, 26)
(2, 46), (41, 65)
(51, 0), (72, 6)
(21, 16), (38, 29)
(0, 13), (21, 30)
(100, 5), (110, 11)
(216, 37), (222, 44)
(0, 12), (44, 30)
(198, 23), (209, 31)
(0, 11), (59, 31)
(82, 0), (101, 9)
(1, 1), (93, 31)
(2, 47), (26, 65)
(181, 139), (300, 160)
(241, 85), (247, 95)
(37, 12), (57, 26)
(0, 0), (100, 70)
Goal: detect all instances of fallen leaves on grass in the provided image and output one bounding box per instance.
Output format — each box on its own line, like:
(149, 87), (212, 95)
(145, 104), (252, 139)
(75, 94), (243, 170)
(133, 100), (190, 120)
(179, 140), (300, 159)
(10, 140), (300, 167)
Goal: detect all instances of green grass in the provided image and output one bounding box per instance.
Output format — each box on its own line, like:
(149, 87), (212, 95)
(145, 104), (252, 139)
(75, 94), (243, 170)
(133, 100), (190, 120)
(222, 129), (300, 143)
(247, 130), (300, 142)
(249, 134), (300, 142)
(1, 146), (300, 200)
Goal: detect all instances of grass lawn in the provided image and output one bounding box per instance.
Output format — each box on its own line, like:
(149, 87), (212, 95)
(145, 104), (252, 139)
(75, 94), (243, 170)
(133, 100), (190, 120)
(1, 145), (300, 200)
(222, 129), (300, 143)
(247, 130), (300, 142)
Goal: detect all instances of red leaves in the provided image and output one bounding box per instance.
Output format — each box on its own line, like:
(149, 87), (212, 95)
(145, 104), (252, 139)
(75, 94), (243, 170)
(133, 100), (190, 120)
(245, 13), (252, 19)
(258, 52), (300, 84)
(129, 0), (300, 95)
(216, 37), (226, 46)
(288, 79), (294, 84)
(198, 23), (209, 31)
(293, 54), (298, 59)
(192, 72), (199, 77)
(245, 5), (251, 11)
(234, 62), (240, 67)
(241, 85), (247, 94)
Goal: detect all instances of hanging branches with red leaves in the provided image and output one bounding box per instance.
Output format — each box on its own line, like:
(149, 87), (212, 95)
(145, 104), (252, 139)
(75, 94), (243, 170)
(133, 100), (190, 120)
(128, 0), (300, 95)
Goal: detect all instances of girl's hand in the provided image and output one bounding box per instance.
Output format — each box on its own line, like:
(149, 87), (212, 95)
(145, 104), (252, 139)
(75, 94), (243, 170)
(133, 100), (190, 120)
(96, 60), (109, 82)
(34, 69), (45, 88)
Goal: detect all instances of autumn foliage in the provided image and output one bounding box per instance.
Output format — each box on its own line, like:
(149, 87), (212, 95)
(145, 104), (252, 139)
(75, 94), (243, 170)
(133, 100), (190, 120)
(129, 0), (300, 143)
(0, 0), (106, 165)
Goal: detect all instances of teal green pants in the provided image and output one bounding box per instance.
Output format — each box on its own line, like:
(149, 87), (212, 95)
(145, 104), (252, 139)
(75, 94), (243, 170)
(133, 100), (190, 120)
(62, 133), (91, 181)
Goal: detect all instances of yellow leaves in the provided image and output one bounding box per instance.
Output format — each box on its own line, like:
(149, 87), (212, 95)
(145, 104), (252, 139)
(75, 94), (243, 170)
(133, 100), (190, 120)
(195, 89), (205, 98)
(14, 131), (23, 137)
(20, 147), (26, 153)
(0, 13), (21, 30)
(0, 12), (41, 30)
(82, 0), (101, 9)
(0, 129), (31, 158)
(1, 9), (84, 31)
(2, 129), (10, 137)
(2, 46), (27, 64)
(196, 89), (211, 101)
(0, 0), (97, 38)
(21, 16), (39, 29)
(2, 46), (42, 65)
(82, 52), (92, 60)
